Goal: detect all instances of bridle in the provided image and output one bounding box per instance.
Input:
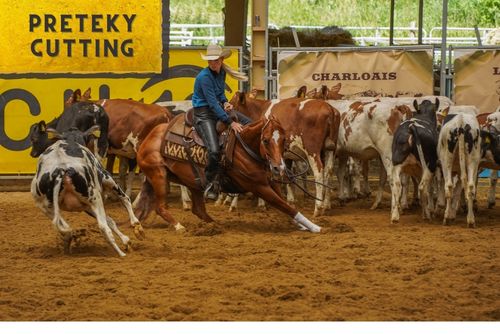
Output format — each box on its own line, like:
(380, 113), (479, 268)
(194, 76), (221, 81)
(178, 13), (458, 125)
(237, 117), (335, 201)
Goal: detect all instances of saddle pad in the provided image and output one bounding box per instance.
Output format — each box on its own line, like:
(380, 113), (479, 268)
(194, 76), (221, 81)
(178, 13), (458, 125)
(163, 132), (208, 166)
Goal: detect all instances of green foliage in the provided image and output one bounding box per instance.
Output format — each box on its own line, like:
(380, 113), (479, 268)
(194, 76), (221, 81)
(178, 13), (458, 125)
(171, 0), (498, 29)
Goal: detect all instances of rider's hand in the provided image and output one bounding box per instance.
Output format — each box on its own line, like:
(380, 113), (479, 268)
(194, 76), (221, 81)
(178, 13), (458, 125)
(224, 102), (234, 112)
(230, 121), (244, 133)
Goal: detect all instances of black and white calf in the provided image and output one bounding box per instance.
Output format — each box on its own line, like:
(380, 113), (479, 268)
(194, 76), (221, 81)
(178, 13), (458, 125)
(31, 127), (144, 257)
(391, 99), (440, 223)
(438, 106), (481, 227)
(29, 99), (109, 160)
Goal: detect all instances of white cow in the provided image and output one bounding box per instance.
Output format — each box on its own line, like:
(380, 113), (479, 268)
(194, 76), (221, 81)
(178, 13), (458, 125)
(438, 106), (481, 227)
(31, 127), (144, 256)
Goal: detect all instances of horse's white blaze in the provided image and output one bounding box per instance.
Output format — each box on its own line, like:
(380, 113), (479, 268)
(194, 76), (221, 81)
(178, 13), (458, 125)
(272, 129), (280, 144)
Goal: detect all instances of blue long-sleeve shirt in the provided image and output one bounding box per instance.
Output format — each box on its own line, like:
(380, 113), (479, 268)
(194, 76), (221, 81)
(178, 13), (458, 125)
(192, 67), (231, 124)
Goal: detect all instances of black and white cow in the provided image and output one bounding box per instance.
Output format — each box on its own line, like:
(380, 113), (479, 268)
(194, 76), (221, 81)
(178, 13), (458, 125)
(31, 127), (144, 257)
(438, 106), (481, 227)
(29, 97), (109, 160)
(391, 99), (440, 223)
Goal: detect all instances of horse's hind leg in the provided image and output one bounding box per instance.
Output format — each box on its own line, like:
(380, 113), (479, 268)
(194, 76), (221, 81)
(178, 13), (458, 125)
(148, 167), (185, 231)
(190, 190), (215, 222)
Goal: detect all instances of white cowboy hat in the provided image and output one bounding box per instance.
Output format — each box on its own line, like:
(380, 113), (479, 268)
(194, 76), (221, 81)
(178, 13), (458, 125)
(200, 44), (232, 60)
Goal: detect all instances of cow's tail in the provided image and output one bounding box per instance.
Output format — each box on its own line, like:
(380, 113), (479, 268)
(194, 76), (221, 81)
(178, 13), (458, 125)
(133, 177), (156, 222)
(457, 116), (467, 187)
(324, 104), (340, 151)
(410, 124), (427, 171)
(51, 170), (71, 234)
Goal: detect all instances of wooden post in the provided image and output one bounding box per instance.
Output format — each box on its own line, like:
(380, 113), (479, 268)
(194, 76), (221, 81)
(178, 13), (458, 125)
(224, 0), (248, 47)
(251, 0), (268, 98)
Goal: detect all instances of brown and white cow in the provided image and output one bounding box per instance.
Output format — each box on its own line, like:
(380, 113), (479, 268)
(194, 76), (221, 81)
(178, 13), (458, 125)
(330, 96), (453, 210)
(230, 92), (341, 217)
(333, 99), (413, 209)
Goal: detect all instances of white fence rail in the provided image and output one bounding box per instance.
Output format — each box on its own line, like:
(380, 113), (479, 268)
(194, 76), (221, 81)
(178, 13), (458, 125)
(170, 23), (496, 47)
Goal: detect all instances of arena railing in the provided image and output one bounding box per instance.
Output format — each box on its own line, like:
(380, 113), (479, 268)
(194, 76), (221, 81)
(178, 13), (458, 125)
(169, 23), (496, 47)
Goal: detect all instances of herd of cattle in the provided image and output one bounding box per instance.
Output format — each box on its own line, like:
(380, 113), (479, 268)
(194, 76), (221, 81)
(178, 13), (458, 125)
(27, 87), (500, 256)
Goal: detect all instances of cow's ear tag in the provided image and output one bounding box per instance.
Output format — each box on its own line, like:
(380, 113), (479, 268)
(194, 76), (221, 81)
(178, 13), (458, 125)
(485, 136), (491, 144)
(47, 132), (56, 140)
(92, 129), (101, 138)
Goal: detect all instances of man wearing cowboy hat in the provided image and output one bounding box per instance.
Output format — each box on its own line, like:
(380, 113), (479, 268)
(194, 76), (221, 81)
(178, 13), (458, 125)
(192, 44), (249, 200)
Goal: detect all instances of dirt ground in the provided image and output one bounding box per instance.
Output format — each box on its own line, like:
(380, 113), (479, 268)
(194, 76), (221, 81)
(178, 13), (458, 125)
(0, 181), (499, 321)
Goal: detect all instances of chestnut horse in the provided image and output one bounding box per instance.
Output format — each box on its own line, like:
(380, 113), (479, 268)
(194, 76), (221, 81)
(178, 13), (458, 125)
(133, 114), (321, 232)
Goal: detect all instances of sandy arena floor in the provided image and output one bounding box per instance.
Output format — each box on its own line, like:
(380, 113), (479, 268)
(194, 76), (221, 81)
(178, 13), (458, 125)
(0, 183), (499, 321)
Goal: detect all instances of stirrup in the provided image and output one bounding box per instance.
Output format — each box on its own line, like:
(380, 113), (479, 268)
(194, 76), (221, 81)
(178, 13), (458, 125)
(204, 182), (219, 201)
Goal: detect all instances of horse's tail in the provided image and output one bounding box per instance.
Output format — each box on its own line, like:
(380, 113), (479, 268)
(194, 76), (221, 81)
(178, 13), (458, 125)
(133, 177), (156, 222)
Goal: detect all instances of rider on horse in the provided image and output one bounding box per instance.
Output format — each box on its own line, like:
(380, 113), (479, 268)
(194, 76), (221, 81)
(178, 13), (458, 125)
(192, 44), (251, 200)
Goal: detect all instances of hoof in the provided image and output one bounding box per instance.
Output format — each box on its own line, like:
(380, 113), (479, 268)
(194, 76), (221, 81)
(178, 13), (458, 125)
(370, 203), (380, 210)
(133, 224), (146, 240)
(487, 202), (495, 209)
(443, 218), (454, 226)
(467, 222), (476, 229)
(71, 229), (87, 247)
(309, 225), (322, 233)
(125, 242), (133, 252)
(297, 224), (308, 231)
(391, 219), (399, 224)
(174, 223), (186, 233)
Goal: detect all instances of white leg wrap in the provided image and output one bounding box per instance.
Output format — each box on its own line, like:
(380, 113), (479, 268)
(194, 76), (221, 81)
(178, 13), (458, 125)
(293, 212), (321, 233)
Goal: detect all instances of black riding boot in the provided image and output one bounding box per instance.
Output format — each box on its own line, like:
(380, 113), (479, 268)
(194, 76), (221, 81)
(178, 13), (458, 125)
(193, 111), (222, 200)
(204, 151), (222, 200)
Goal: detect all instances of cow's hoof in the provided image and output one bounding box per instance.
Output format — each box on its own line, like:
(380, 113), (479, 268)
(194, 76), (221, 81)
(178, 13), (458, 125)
(71, 229), (87, 246)
(133, 224), (146, 240)
(313, 208), (324, 217)
(125, 242), (133, 252)
(487, 202), (495, 209)
(467, 222), (476, 229)
(443, 218), (454, 226)
(390, 219), (399, 224)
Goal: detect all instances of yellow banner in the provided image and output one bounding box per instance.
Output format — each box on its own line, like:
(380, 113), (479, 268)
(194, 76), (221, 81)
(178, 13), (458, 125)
(277, 49), (434, 98)
(454, 49), (500, 114)
(0, 0), (162, 73)
(0, 48), (240, 174)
